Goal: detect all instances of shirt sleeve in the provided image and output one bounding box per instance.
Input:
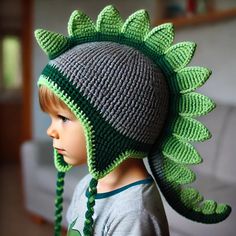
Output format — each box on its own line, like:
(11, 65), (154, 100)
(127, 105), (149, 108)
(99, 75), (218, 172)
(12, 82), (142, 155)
(107, 208), (168, 236)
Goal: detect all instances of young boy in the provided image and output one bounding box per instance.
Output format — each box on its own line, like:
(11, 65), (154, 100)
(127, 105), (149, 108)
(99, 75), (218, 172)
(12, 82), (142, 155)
(36, 5), (231, 236)
(39, 86), (169, 235)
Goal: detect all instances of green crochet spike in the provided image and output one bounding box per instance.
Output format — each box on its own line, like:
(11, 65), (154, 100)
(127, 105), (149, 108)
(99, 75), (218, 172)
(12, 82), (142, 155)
(169, 67), (212, 94)
(163, 157), (196, 184)
(68, 10), (96, 37)
(121, 9), (150, 42)
(176, 92), (216, 117)
(180, 188), (204, 208)
(215, 203), (230, 214)
(162, 136), (202, 164)
(201, 200), (217, 214)
(35, 29), (69, 59)
(144, 23), (174, 55)
(164, 42), (196, 72)
(171, 116), (211, 141)
(96, 5), (123, 36)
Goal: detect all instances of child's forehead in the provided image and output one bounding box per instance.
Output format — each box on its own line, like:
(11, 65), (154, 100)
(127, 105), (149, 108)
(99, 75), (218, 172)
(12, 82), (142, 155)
(47, 105), (66, 114)
(47, 104), (75, 118)
(39, 85), (75, 116)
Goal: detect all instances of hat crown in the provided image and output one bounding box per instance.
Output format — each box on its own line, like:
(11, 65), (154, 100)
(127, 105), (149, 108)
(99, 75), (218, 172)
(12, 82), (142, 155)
(49, 41), (169, 144)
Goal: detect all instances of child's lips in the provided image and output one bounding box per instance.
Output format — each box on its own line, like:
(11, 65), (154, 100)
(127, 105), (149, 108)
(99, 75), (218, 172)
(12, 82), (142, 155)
(55, 148), (66, 154)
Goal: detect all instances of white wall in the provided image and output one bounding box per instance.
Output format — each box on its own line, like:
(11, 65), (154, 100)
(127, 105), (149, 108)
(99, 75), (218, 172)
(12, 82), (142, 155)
(175, 19), (236, 106)
(33, 0), (236, 139)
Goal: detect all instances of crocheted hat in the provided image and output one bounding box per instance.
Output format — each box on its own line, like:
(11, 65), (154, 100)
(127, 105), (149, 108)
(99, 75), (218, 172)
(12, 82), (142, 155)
(35, 5), (231, 236)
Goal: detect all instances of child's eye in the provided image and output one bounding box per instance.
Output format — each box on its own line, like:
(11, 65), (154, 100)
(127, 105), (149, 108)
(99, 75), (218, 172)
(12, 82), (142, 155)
(58, 115), (69, 123)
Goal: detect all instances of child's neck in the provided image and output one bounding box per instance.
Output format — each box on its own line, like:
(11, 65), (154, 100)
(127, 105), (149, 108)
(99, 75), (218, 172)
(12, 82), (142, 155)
(97, 158), (150, 193)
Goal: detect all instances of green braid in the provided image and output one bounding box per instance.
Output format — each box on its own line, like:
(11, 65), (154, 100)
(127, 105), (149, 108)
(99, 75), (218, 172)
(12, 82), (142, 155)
(54, 171), (66, 236)
(83, 178), (98, 236)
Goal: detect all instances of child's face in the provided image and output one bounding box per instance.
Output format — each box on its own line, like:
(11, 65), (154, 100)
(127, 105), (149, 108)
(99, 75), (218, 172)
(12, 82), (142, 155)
(46, 106), (87, 166)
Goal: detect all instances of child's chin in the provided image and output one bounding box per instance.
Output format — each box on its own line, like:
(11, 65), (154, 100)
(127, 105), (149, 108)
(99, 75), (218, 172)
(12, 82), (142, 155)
(63, 155), (82, 166)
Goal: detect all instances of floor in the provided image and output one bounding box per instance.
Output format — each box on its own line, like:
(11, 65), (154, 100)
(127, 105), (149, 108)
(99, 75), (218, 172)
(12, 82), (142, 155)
(0, 163), (53, 236)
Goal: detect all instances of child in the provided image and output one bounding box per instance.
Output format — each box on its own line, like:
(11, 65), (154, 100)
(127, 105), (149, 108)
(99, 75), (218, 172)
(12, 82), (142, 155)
(36, 5), (231, 236)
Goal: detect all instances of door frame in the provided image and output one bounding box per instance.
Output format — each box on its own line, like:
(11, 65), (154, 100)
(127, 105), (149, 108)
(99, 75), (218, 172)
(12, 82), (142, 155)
(21, 0), (32, 141)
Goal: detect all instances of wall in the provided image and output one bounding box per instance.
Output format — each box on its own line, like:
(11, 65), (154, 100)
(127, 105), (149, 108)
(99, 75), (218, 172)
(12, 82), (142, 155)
(175, 19), (236, 106)
(33, 0), (236, 139)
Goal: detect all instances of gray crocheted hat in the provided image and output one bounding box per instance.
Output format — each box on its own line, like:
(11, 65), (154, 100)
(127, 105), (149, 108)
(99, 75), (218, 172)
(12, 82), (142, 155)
(35, 5), (231, 236)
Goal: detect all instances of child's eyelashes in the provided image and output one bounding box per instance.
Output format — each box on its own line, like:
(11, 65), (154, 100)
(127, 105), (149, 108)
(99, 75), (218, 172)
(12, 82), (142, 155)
(57, 115), (69, 123)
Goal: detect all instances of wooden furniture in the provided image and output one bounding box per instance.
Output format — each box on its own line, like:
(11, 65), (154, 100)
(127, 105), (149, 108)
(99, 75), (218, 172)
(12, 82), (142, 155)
(0, 97), (22, 163)
(155, 0), (236, 28)
(157, 8), (236, 27)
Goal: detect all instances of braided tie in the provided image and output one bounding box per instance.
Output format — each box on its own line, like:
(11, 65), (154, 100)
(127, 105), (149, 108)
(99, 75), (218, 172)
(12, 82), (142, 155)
(54, 171), (65, 236)
(83, 178), (98, 236)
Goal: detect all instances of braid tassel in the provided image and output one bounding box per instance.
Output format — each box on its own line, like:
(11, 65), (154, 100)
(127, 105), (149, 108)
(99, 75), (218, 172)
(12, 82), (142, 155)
(54, 171), (66, 236)
(83, 178), (98, 236)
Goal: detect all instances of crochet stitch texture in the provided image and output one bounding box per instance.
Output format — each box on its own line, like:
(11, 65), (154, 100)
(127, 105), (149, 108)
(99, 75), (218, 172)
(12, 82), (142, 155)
(35, 5), (231, 236)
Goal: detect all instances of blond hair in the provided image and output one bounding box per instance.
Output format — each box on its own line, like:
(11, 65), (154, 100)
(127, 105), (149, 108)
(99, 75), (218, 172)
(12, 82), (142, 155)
(38, 86), (72, 115)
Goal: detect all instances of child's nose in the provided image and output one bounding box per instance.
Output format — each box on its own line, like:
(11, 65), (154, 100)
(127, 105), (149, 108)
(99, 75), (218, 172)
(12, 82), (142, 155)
(47, 124), (59, 139)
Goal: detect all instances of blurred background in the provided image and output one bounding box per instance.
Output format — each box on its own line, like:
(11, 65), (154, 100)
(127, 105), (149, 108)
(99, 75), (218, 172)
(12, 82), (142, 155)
(0, 0), (236, 235)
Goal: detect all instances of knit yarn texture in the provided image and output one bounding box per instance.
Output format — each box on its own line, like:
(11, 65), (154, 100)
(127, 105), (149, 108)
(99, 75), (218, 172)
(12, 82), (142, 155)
(35, 5), (231, 236)
(41, 41), (169, 176)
